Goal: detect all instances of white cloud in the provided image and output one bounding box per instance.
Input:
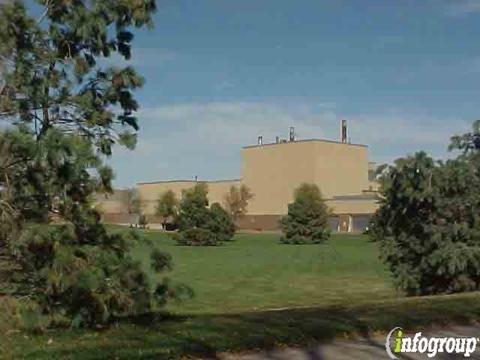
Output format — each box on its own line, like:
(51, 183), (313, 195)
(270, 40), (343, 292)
(445, 0), (480, 16)
(136, 101), (468, 149)
(349, 114), (469, 146)
(347, 114), (471, 164)
(109, 101), (472, 186)
(137, 101), (338, 146)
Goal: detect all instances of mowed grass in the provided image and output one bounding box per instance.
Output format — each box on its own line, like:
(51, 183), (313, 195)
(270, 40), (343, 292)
(131, 231), (396, 314)
(4, 229), (480, 359)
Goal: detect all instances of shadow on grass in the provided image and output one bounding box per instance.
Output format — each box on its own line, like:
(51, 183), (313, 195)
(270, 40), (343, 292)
(8, 292), (480, 359)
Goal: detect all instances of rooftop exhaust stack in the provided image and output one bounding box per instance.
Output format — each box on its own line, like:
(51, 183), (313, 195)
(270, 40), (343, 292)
(289, 127), (296, 142)
(276, 136), (280, 144)
(258, 136), (263, 145)
(341, 120), (347, 143)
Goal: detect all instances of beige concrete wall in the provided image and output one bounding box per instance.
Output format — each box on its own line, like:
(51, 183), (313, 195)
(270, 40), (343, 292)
(96, 200), (125, 214)
(137, 179), (241, 215)
(313, 141), (370, 197)
(97, 139), (379, 226)
(94, 190), (129, 214)
(241, 140), (371, 215)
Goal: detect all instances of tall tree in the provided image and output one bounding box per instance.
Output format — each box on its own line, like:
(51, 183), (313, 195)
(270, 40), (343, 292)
(0, 1), (188, 328)
(223, 184), (253, 222)
(373, 149), (480, 295)
(155, 189), (178, 229)
(124, 187), (141, 216)
(0, 0), (154, 152)
(280, 183), (331, 245)
(177, 182), (210, 231)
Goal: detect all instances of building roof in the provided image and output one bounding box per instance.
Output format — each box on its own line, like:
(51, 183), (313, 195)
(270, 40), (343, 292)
(137, 178), (241, 186)
(242, 138), (368, 149)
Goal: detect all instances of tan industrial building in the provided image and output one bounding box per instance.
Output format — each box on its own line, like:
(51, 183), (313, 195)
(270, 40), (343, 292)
(99, 124), (380, 233)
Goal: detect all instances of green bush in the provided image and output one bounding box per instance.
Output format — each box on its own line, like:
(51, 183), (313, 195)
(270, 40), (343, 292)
(280, 183), (331, 245)
(175, 185), (235, 246)
(6, 222), (176, 328)
(0, 130), (179, 328)
(177, 183), (211, 232)
(207, 203), (235, 242)
(373, 151), (480, 296)
(0, 297), (50, 333)
(175, 228), (219, 246)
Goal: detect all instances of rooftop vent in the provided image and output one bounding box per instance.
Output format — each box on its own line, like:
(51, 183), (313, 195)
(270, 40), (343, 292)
(257, 136), (263, 145)
(289, 127), (296, 141)
(341, 120), (347, 143)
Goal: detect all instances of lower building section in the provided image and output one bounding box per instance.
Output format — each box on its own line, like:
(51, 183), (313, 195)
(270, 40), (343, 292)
(102, 213), (135, 224)
(236, 215), (283, 232)
(236, 214), (372, 233)
(101, 212), (372, 233)
(328, 214), (373, 233)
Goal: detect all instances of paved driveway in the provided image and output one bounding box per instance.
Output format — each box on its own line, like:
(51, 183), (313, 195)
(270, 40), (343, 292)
(220, 324), (480, 359)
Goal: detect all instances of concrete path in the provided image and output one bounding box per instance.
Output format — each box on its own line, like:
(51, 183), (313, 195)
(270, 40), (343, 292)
(220, 324), (480, 359)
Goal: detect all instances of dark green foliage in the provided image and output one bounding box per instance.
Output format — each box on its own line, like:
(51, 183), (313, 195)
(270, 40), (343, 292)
(151, 249), (172, 272)
(175, 228), (219, 246)
(373, 148), (480, 296)
(449, 120), (480, 154)
(177, 183), (210, 231)
(207, 203), (235, 242)
(0, 0), (155, 154)
(280, 183), (331, 244)
(11, 224), (168, 327)
(174, 184), (235, 246)
(0, 1), (183, 328)
(0, 129), (177, 327)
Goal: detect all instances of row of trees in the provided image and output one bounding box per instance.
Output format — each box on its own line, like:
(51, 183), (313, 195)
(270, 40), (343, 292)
(151, 181), (333, 246)
(154, 184), (253, 230)
(156, 182), (333, 246)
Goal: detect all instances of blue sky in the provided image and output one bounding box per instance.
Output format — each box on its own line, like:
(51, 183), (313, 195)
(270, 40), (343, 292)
(108, 0), (480, 187)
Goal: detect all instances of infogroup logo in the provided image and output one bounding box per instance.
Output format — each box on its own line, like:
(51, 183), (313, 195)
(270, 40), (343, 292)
(385, 327), (479, 359)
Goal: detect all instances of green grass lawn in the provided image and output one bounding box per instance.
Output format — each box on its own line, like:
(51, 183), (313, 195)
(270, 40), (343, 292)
(3, 229), (480, 359)
(131, 231), (396, 314)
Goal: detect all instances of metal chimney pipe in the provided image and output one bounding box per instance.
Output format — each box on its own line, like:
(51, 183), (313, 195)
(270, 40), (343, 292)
(258, 136), (263, 145)
(341, 120), (347, 143)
